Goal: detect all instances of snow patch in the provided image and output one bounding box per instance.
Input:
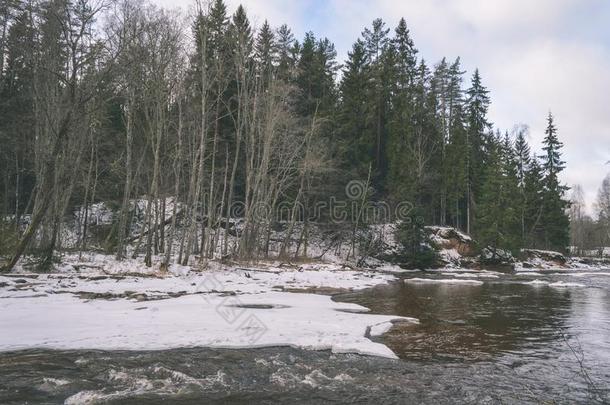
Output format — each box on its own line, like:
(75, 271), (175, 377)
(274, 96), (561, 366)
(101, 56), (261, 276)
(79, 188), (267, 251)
(522, 279), (587, 288)
(404, 278), (484, 286)
(369, 321), (396, 337)
(443, 272), (500, 279)
(548, 281), (586, 288)
(569, 272), (610, 277)
(524, 279), (549, 286)
(515, 271), (544, 276)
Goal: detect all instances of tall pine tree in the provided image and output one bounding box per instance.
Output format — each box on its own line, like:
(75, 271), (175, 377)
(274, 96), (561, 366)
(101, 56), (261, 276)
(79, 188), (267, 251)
(539, 112), (570, 250)
(514, 125), (531, 244)
(465, 68), (490, 234)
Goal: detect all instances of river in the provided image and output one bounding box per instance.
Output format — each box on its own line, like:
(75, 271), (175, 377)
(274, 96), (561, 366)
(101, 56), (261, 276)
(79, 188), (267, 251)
(1, 268), (609, 404)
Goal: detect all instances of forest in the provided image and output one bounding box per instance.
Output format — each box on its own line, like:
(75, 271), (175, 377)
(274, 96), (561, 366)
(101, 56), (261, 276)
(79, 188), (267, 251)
(1, 0), (603, 272)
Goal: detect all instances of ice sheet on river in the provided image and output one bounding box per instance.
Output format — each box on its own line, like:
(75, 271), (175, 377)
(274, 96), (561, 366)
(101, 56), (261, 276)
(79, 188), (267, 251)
(0, 265), (415, 359)
(0, 291), (414, 358)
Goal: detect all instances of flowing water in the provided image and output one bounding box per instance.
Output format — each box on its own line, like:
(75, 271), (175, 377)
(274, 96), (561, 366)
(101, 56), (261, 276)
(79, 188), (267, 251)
(1, 269), (609, 404)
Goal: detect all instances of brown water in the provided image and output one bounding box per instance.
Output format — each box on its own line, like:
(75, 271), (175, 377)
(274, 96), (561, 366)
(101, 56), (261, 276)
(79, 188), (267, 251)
(1, 269), (609, 404)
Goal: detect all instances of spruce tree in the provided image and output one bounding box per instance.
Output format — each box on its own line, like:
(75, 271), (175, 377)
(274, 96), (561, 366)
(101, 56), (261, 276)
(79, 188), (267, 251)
(476, 133), (520, 255)
(465, 68), (490, 234)
(414, 59), (444, 223)
(514, 126), (531, 187)
(295, 31), (317, 115)
(0, 6), (36, 218)
(476, 136), (504, 253)
(276, 24), (295, 81)
(207, 0), (231, 145)
(314, 37), (339, 115)
(391, 18), (417, 88)
(293, 31), (338, 123)
(387, 18), (418, 205)
(338, 40), (370, 179)
(539, 112), (570, 251)
(0, 0), (23, 90)
(441, 58), (465, 227)
(444, 104), (468, 229)
(362, 18), (391, 191)
(231, 5), (253, 54)
(208, 0), (228, 53)
(255, 20), (276, 86)
(523, 156), (545, 247)
(500, 132), (521, 251)
(514, 126), (531, 243)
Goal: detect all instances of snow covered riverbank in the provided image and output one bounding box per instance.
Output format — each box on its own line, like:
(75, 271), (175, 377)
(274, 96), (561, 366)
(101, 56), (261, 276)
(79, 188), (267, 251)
(0, 256), (416, 359)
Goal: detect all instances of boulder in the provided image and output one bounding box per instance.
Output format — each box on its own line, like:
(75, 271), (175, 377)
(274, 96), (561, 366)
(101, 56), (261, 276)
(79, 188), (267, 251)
(520, 249), (566, 266)
(480, 247), (514, 263)
(478, 247), (515, 272)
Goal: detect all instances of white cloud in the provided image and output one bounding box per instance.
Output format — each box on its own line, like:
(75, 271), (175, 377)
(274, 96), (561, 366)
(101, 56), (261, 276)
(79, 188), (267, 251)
(447, 0), (581, 32)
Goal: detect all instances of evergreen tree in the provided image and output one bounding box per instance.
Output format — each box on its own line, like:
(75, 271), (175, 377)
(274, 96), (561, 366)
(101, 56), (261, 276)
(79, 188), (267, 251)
(362, 18), (390, 62)
(447, 58), (465, 129)
(254, 20), (276, 85)
(523, 156), (545, 247)
(208, 0), (229, 54)
(514, 125), (531, 243)
(465, 68), (490, 234)
(413, 59), (444, 223)
(295, 31), (317, 116)
(313, 37), (338, 115)
(337, 40), (370, 179)
(231, 5), (253, 54)
(514, 126), (531, 187)
(0, 6), (36, 218)
(539, 112), (570, 250)
(441, 58), (466, 227)
(294, 31), (338, 121)
(444, 104), (468, 229)
(0, 0), (22, 87)
(391, 18), (417, 89)
(476, 133), (520, 254)
(386, 18), (418, 204)
(362, 18), (391, 190)
(275, 24), (295, 81)
(207, 0), (232, 141)
(500, 132), (521, 250)
(476, 136), (504, 252)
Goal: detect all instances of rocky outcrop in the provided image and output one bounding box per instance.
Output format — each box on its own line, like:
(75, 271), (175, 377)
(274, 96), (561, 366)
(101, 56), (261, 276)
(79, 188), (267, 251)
(520, 249), (566, 266)
(425, 226), (477, 257)
(420, 226), (478, 268)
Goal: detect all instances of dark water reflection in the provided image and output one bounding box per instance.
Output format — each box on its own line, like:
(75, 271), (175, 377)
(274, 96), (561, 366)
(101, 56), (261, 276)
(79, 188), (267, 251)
(338, 279), (574, 361)
(337, 270), (610, 403)
(1, 270), (609, 404)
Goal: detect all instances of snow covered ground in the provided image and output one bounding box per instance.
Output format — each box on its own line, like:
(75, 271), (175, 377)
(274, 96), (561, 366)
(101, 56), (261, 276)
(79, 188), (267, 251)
(0, 255), (415, 359)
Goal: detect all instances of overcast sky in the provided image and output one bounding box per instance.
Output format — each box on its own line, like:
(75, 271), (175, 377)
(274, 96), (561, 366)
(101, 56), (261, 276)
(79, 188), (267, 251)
(154, 0), (610, 214)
